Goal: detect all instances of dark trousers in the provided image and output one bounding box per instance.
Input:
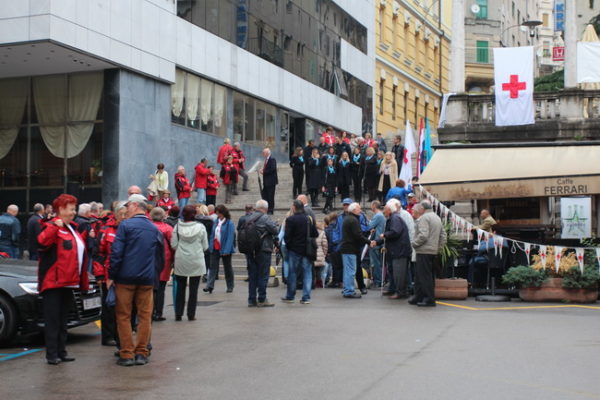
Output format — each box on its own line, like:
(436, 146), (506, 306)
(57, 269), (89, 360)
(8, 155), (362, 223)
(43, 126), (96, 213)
(352, 175), (362, 202)
(309, 189), (320, 206)
(324, 195), (334, 212)
(100, 282), (117, 344)
(261, 185), (276, 213)
(339, 185), (349, 200)
(207, 252), (234, 290)
(42, 288), (73, 360)
(174, 275), (201, 319)
(414, 254), (436, 302)
(154, 281), (167, 318)
(247, 251), (271, 304)
(330, 251), (343, 284)
(293, 176), (304, 197)
(367, 184), (378, 202)
(388, 257), (409, 296)
(355, 251), (366, 290)
(206, 195), (216, 205)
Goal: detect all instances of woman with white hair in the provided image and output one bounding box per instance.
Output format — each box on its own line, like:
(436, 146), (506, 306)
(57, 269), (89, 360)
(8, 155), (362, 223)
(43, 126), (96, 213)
(174, 165), (192, 209)
(378, 152), (398, 202)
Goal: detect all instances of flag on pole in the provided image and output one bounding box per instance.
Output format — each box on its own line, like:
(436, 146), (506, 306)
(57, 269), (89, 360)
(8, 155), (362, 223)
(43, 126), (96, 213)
(423, 118), (432, 167)
(399, 120), (416, 185)
(416, 118), (424, 177)
(493, 46), (535, 126)
(417, 118), (432, 175)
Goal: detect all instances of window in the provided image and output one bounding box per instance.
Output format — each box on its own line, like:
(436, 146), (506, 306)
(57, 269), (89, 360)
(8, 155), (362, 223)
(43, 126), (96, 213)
(403, 91), (408, 123)
(476, 40), (489, 63)
(392, 15), (398, 50)
(512, 2), (515, 17)
(414, 97), (418, 127)
(392, 84), (397, 120)
(542, 13), (549, 27)
(379, 80), (384, 115)
(378, 7), (384, 43)
(475, 0), (488, 19)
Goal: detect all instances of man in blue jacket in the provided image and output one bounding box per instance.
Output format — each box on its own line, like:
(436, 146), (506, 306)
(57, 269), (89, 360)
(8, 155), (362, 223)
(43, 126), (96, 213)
(109, 194), (164, 367)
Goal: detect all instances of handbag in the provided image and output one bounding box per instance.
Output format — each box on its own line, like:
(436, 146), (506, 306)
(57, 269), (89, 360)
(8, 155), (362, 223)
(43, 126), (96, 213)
(305, 216), (317, 262)
(105, 285), (116, 307)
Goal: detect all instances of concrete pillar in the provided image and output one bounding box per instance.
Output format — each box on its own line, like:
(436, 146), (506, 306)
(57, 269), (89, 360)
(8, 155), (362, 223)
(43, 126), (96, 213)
(564, 0), (577, 88)
(449, 0), (465, 93)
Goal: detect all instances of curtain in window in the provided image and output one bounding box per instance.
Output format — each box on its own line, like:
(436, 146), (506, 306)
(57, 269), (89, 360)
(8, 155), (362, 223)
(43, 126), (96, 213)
(0, 78), (28, 159)
(33, 72), (103, 158)
(172, 69), (186, 117)
(185, 73), (201, 122)
(200, 79), (213, 125)
(213, 84), (225, 128)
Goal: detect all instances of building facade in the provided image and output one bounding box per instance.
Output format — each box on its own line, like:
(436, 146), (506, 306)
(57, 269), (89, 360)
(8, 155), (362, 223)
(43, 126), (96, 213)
(0, 0), (375, 209)
(464, 0), (540, 93)
(374, 0), (452, 140)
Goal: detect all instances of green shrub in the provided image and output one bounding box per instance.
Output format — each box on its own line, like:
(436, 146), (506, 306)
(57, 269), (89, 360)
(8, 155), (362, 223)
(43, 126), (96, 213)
(502, 266), (548, 288)
(561, 266), (600, 289)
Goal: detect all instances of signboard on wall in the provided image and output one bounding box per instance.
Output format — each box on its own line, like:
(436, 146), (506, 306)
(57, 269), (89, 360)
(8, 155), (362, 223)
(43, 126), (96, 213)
(554, 0), (565, 32)
(561, 197), (592, 239)
(552, 46), (565, 61)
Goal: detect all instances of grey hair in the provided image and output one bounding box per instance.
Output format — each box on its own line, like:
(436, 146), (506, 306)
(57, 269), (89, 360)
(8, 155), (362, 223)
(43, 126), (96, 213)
(413, 204), (425, 214)
(7, 204), (18, 213)
(263, 148), (271, 155)
(150, 207), (166, 221)
(255, 199), (269, 210)
(385, 199), (401, 213)
(78, 203), (91, 216)
(348, 202), (360, 213)
(421, 200), (432, 210)
(234, 142), (241, 147)
(177, 165), (185, 172)
(89, 201), (100, 213)
(33, 203), (44, 212)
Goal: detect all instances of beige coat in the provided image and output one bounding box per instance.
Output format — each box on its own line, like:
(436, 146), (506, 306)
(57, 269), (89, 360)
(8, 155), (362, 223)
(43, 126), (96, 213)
(378, 160), (399, 192)
(315, 229), (328, 267)
(412, 210), (447, 255)
(475, 216), (497, 232)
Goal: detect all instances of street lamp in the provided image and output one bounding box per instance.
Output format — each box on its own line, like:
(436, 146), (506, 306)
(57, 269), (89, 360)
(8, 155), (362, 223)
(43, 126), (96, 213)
(500, 20), (543, 47)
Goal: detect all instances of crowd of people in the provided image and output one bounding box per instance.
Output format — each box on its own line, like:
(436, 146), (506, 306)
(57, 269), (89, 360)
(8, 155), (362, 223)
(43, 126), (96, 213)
(290, 127), (415, 213)
(0, 129), (455, 369)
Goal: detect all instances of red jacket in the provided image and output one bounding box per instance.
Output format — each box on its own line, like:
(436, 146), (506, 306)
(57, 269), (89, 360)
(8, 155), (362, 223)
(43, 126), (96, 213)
(231, 148), (245, 170)
(97, 221), (118, 279)
(153, 221), (174, 282)
(207, 174), (219, 195)
(37, 218), (90, 293)
(217, 144), (233, 165)
(194, 163), (210, 189)
(220, 163), (238, 185)
(174, 172), (191, 199)
(157, 197), (176, 210)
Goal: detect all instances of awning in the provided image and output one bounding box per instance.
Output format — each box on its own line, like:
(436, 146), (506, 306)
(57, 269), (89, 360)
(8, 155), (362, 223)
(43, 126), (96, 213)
(419, 143), (600, 201)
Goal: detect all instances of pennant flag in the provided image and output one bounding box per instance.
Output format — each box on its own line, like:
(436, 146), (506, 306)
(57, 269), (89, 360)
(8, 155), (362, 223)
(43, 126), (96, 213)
(477, 229), (484, 247)
(596, 248), (600, 272)
(466, 223), (473, 242)
(494, 235), (504, 258)
(524, 243), (531, 264)
(493, 46), (535, 126)
(575, 248), (585, 273)
(399, 120), (416, 185)
(539, 245), (547, 269)
(554, 246), (563, 273)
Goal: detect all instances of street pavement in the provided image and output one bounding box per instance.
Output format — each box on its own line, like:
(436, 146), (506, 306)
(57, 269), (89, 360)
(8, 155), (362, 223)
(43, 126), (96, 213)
(1, 283), (599, 400)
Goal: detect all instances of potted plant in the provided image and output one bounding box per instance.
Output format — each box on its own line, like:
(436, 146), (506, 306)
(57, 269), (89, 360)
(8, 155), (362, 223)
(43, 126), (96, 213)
(435, 223), (468, 300)
(502, 247), (599, 303)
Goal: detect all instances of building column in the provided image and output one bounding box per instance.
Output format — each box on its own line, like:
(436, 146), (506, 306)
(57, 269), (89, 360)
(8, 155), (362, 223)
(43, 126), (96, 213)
(449, 0), (465, 93)
(564, 0), (577, 88)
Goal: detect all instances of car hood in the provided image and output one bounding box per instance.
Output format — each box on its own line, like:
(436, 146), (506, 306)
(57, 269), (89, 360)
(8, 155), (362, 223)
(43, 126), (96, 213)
(0, 259), (38, 280)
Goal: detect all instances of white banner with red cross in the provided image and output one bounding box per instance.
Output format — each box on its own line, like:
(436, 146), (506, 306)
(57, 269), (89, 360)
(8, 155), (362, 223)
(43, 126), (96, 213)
(493, 46), (535, 126)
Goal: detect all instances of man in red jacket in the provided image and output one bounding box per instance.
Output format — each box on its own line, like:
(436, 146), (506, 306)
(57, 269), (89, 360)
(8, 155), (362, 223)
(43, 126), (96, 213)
(194, 158), (209, 205)
(217, 138), (233, 166)
(232, 142), (249, 194)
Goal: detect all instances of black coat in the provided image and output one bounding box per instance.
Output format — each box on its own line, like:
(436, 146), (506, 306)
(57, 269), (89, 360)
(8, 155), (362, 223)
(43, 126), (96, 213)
(337, 160), (352, 188)
(322, 154), (337, 167)
(350, 154), (364, 180)
(27, 214), (43, 254)
(284, 212), (318, 257)
(322, 167), (337, 197)
(363, 156), (379, 189)
(306, 157), (323, 190)
(375, 213), (412, 259)
(290, 156), (305, 180)
(340, 213), (370, 254)
(263, 157), (278, 187)
(392, 144), (405, 170)
(334, 142), (351, 157)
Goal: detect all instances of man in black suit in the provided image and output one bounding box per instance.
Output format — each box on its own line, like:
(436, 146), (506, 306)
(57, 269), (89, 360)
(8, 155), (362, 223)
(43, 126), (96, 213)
(391, 135), (406, 175)
(260, 148), (278, 215)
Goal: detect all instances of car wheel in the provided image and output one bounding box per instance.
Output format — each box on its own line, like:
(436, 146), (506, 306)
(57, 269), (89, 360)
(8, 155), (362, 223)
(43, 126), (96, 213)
(0, 295), (17, 345)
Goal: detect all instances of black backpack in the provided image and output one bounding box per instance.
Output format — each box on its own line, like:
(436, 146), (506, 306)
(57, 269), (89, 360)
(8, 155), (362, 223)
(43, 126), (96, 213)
(237, 214), (263, 254)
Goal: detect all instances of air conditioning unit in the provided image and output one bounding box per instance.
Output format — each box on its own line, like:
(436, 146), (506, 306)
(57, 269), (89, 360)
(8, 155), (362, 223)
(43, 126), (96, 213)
(404, 11), (412, 26)
(392, 1), (401, 16)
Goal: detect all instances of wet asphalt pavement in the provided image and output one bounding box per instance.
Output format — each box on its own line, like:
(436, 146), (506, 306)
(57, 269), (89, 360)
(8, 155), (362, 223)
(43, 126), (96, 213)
(1, 282), (599, 400)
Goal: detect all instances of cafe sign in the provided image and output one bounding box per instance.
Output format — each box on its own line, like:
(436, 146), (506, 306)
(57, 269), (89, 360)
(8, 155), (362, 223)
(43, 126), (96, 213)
(561, 197), (591, 239)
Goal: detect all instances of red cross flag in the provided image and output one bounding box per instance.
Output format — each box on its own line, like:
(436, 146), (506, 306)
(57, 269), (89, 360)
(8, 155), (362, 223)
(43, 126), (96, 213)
(493, 46), (534, 126)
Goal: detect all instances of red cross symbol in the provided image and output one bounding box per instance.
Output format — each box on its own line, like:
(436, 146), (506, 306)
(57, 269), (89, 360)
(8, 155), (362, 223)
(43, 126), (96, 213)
(502, 74), (526, 99)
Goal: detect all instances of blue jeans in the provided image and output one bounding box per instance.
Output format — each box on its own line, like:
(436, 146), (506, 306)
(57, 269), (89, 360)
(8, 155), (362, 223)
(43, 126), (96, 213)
(280, 243), (289, 279)
(321, 262), (331, 283)
(178, 197), (189, 209)
(286, 250), (312, 301)
(369, 246), (383, 286)
(247, 251), (271, 304)
(196, 188), (206, 204)
(342, 253), (357, 296)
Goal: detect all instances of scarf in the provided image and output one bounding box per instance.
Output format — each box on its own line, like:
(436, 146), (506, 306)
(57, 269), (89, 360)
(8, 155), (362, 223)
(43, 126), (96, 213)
(312, 157), (319, 166)
(328, 166), (336, 174)
(298, 156), (304, 163)
(340, 160), (348, 167)
(365, 155), (374, 161)
(377, 159), (382, 166)
(214, 218), (225, 250)
(352, 154), (361, 162)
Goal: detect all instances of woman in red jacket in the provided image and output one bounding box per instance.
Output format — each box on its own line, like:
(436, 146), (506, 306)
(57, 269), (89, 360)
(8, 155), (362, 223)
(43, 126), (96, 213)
(37, 194), (89, 365)
(174, 165), (192, 209)
(149, 207), (174, 321)
(220, 156), (238, 204)
(96, 203), (127, 347)
(206, 166), (219, 206)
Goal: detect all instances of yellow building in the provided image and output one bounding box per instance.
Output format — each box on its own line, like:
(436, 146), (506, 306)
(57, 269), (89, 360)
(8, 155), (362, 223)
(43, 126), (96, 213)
(375, 0), (452, 139)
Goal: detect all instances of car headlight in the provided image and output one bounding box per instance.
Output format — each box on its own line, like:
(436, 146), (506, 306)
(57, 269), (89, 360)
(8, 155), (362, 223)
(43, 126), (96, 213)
(18, 282), (39, 295)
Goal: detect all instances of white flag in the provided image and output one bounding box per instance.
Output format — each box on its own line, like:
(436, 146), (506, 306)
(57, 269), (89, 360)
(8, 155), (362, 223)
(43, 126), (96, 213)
(524, 243), (531, 264)
(399, 120), (416, 185)
(554, 246), (563, 273)
(575, 248), (585, 273)
(539, 245), (547, 270)
(493, 46), (534, 126)
(577, 42), (600, 83)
